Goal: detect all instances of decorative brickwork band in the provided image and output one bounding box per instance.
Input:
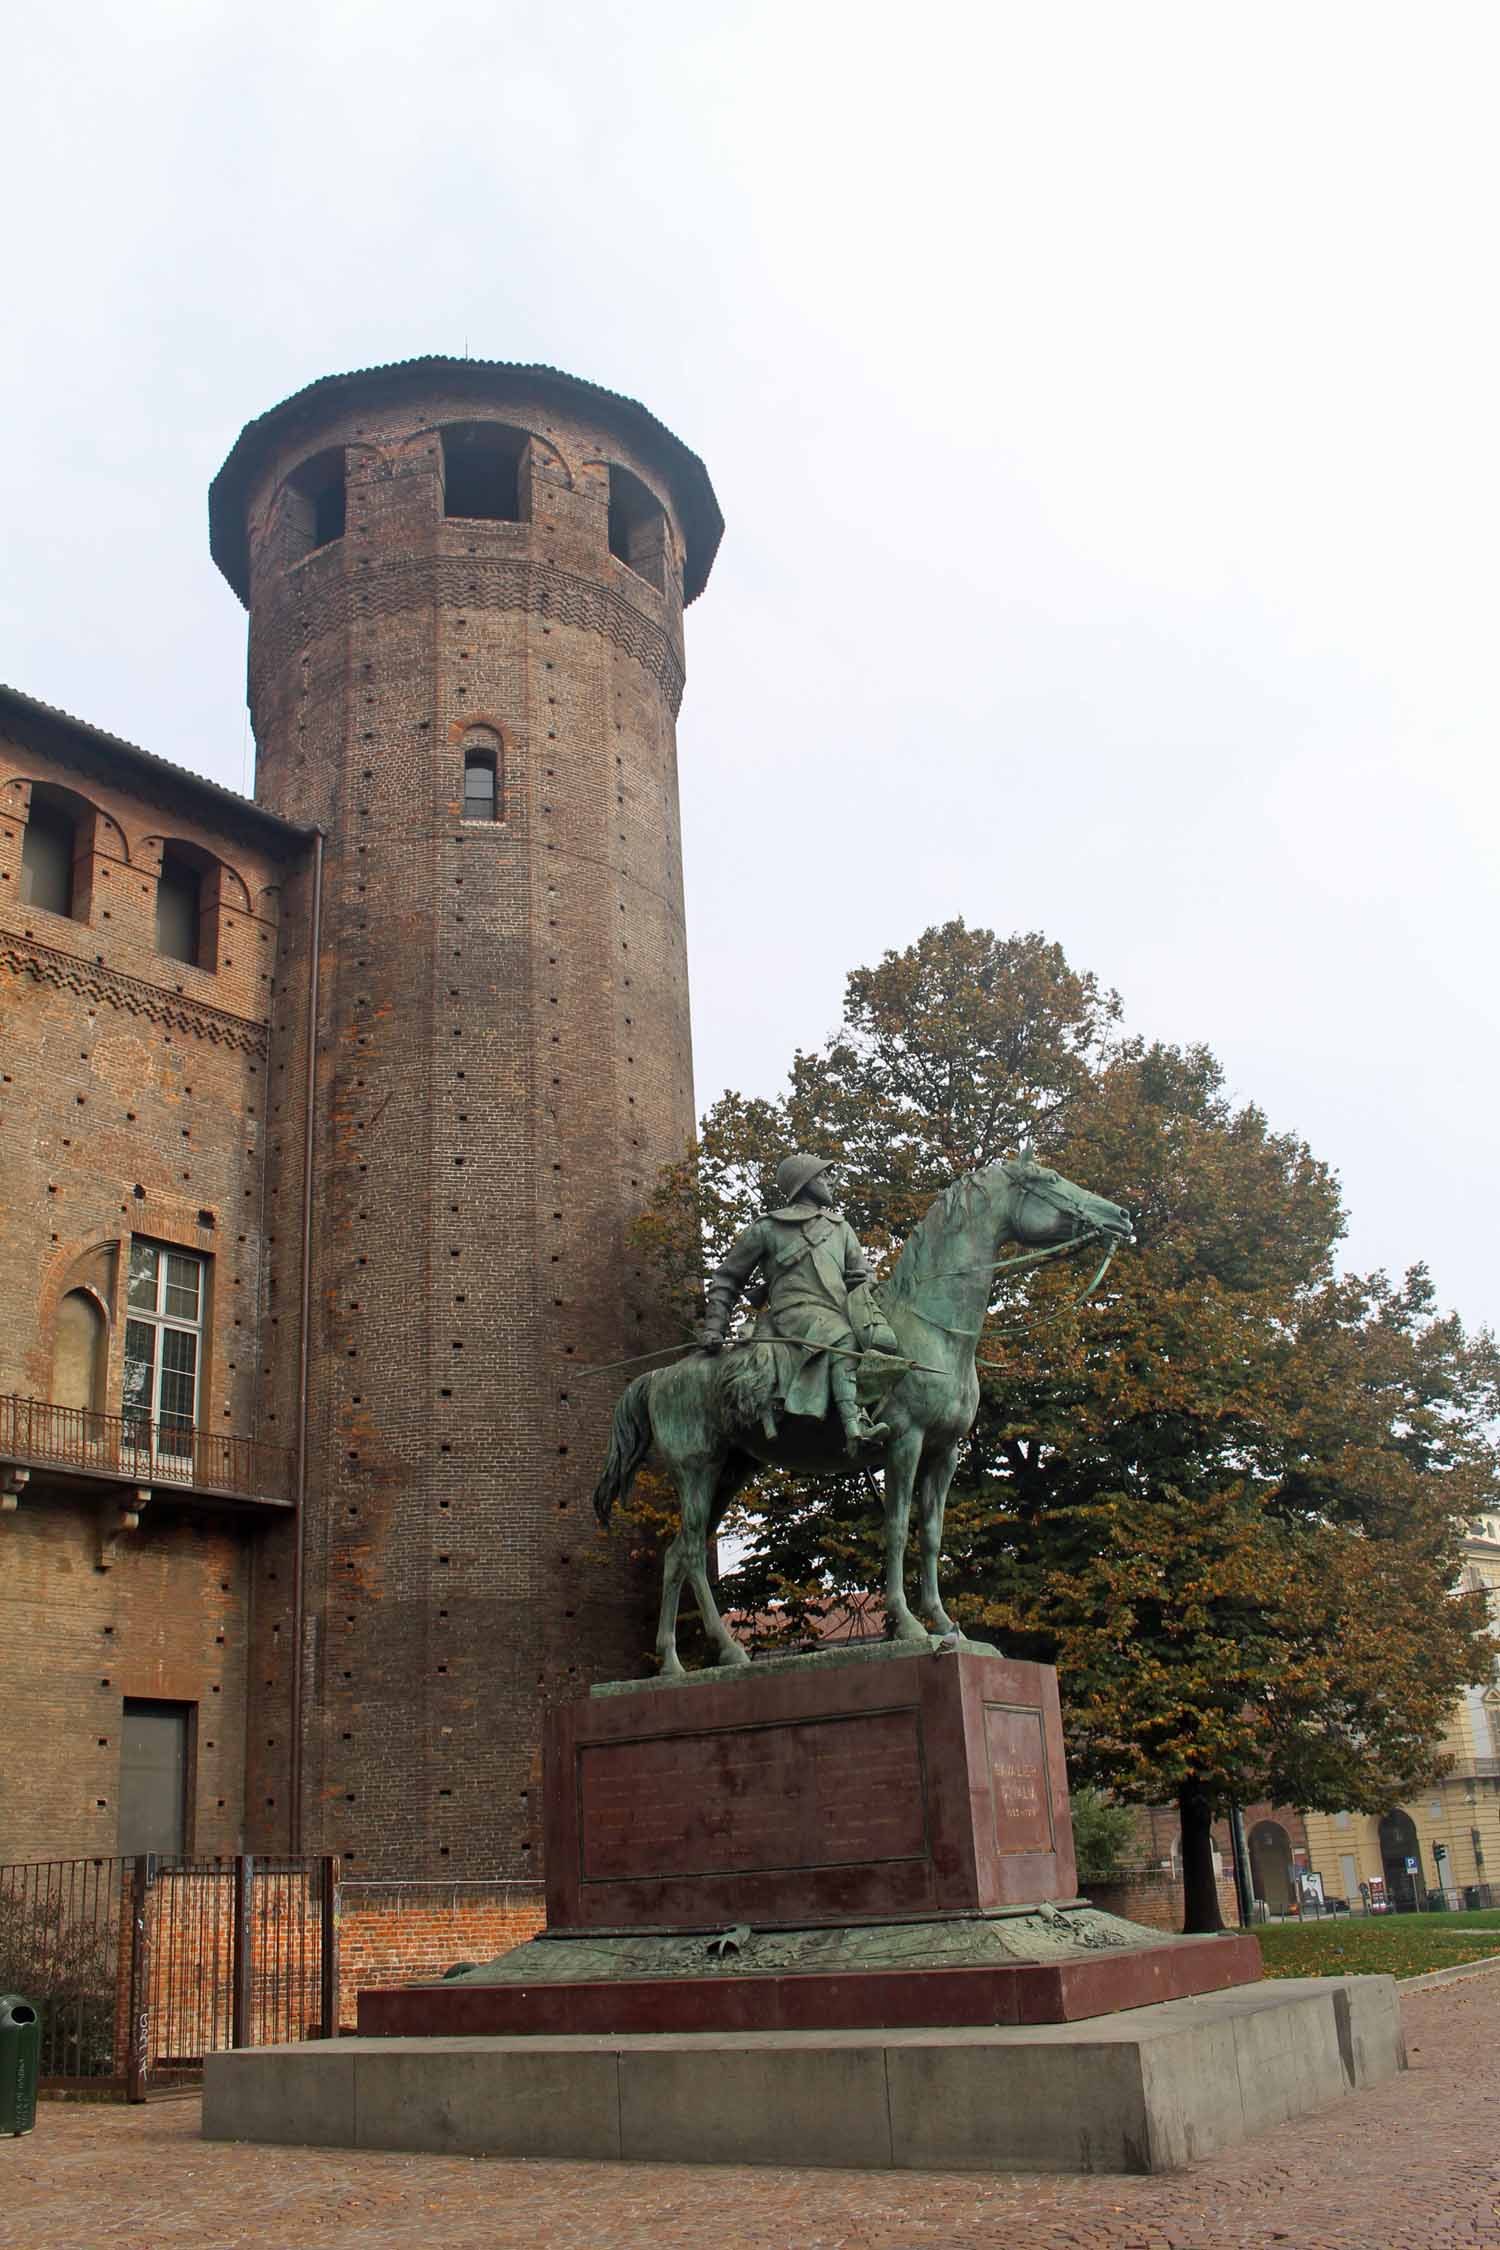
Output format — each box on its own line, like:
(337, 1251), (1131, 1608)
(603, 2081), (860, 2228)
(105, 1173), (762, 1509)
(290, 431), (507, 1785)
(250, 554), (687, 715)
(0, 931), (269, 1054)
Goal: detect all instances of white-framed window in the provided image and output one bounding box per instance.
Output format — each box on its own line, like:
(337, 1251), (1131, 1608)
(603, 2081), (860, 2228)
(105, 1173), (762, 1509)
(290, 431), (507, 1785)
(123, 1242), (206, 1467)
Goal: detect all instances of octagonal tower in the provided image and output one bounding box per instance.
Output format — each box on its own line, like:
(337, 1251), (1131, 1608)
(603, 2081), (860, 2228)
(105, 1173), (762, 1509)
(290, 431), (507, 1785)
(210, 359), (721, 1875)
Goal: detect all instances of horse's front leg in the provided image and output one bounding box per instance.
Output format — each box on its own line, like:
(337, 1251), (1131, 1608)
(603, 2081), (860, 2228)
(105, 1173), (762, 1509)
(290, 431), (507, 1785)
(916, 1440), (961, 1636)
(882, 1428), (928, 1645)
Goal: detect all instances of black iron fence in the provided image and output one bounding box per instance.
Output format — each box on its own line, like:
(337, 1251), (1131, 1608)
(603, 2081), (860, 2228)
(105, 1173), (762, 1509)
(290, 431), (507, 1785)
(1252, 1881), (1500, 1922)
(0, 1854), (337, 2098)
(0, 1857), (122, 2087)
(0, 1394), (294, 1503)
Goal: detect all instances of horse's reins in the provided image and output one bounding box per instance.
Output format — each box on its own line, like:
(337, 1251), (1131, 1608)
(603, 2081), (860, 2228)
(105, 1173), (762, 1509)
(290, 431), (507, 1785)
(571, 1332), (950, 1381)
(899, 1173), (1123, 1356)
(913, 1235), (1118, 1354)
(574, 1178), (1122, 1379)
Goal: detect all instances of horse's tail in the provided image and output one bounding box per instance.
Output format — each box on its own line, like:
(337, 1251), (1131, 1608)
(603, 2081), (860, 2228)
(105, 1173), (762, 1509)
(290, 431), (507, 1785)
(593, 1373), (656, 1527)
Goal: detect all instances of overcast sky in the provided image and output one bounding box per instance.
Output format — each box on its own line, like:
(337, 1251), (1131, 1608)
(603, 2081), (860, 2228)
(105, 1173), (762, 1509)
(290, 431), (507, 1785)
(5, 2), (1496, 1332)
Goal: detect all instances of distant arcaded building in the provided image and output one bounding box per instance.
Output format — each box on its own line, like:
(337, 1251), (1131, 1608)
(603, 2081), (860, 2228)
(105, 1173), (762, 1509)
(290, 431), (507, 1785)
(1301, 1516), (1500, 1911)
(0, 357), (722, 1877)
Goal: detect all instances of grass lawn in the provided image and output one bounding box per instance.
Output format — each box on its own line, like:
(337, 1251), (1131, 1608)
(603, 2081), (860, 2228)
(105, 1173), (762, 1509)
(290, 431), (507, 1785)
(1255, 1914), (1500, 1980)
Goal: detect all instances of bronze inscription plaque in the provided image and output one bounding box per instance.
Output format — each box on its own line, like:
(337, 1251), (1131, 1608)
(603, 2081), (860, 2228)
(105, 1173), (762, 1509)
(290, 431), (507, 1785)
(984, 1703), (1054, 1855)
(579, 1708), (927, 1884)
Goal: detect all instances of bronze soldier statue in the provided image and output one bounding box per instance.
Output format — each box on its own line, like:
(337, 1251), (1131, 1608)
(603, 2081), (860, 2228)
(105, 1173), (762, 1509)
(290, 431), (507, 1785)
(698, 1153), (903, 1455)
(597, 1151), (1133, 1672)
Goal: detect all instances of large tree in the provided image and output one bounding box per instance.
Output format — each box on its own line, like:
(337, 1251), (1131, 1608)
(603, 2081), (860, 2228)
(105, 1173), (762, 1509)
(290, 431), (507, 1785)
(631, 923), (1500, 1930)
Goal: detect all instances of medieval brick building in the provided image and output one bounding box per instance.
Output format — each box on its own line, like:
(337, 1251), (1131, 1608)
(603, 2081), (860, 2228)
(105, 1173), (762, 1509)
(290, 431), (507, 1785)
(0, 357), (722, 1877)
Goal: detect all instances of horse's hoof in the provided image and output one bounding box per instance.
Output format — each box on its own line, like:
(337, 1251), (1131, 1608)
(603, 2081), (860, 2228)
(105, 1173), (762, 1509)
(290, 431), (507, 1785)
(656, 1654), (686, 1680)
(714, 1640), (751, 1669)
(890, 1618), (929, 1648)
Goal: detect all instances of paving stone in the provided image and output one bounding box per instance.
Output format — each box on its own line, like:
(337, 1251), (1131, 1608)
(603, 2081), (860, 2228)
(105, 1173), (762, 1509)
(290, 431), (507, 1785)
(4, 1971), (1500, 2249)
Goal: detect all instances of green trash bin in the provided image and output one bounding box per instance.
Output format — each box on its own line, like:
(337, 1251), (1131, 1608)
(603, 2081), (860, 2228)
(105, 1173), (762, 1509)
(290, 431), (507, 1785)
(0, 1994), (41, 2136)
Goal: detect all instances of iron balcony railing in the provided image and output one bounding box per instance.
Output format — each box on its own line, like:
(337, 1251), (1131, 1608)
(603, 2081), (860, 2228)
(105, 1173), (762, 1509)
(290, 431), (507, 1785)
(0, 1394), (294, 1506)
(1449, 1754), (1500, 1780)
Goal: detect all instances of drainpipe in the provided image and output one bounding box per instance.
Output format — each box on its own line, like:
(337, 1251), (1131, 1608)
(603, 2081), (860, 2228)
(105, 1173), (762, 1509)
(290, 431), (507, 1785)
(289, 827), (325, 1855)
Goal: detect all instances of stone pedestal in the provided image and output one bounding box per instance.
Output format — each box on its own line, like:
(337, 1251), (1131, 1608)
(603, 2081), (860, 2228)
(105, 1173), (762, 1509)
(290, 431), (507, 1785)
(547, 1641), (1078, 1930)
(203, 1646), (1408, 2170)
(358, 1645), (1262, 2038)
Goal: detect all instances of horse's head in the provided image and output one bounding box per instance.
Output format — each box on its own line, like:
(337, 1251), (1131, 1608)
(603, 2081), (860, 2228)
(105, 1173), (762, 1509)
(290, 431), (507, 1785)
(1000, 1155), (1133, 1249)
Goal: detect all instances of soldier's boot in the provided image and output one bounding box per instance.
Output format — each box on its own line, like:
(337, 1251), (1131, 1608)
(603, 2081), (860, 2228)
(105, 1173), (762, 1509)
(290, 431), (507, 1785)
(831, 1360), (890, 1458)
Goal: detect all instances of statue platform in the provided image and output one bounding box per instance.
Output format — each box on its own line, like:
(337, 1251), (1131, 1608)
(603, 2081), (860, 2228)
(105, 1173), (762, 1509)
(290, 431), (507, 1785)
(205, 1977), (1405, 2173)
(358, 1645), (1263, 2038)
(204, 1646), (1406, 2169)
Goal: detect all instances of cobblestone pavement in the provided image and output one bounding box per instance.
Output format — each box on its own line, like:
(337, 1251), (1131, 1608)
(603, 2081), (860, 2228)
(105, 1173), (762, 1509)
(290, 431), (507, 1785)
(5, 1973), (1500, 2250)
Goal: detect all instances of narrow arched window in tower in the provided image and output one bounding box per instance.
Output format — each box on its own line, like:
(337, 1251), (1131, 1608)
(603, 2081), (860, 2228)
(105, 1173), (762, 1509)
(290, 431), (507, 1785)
(608, 465), (668, 592)
(287, 447), (347, 556)
(462, 730), (502, 822)
(156, 846), (205, 966)
(21, 785), (82, 918)
(441, 424), (526, 521)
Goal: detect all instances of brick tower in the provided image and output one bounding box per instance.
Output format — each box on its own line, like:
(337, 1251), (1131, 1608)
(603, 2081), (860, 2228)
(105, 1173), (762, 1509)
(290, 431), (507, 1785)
(209, 359), (722, 1876)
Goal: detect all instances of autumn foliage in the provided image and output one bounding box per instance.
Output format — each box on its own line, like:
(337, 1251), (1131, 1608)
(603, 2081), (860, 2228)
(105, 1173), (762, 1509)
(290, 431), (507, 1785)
(629, 923), (1500, 1930)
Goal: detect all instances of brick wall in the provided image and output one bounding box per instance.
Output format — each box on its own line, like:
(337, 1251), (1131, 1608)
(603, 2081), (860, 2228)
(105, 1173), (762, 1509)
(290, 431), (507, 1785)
(1081, 1868), (1240, 1932)
(117, 1869), (543, 2058)
(0, 1510), (253, 1863)
(0, 717), (303, 1862)
(336, 1880), (543, 2028)
(0, 729), (290, 1435)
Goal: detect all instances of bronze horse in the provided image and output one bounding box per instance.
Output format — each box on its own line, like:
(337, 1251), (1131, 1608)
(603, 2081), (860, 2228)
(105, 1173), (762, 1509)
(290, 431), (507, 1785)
(594, 1157), (1131, 1675)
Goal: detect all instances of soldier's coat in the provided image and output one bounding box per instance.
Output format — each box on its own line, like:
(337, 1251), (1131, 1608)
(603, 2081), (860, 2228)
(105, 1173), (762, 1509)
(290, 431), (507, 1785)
(708, 1201), (872, 1419)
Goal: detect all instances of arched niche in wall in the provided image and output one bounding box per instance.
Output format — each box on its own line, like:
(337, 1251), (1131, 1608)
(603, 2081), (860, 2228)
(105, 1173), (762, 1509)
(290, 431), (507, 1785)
(407, 419), (572, 514)
(54, 1289), (107, 1414)
(1378, 1807), (1423, 1909)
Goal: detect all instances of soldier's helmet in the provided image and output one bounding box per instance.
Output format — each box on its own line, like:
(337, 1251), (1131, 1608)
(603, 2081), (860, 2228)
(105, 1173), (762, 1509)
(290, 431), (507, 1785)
(775, 1153), (833, 1204)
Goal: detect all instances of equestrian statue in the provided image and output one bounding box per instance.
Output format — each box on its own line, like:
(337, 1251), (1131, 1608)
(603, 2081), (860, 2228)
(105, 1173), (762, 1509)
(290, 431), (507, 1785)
(594, 1152), (1132, 1677)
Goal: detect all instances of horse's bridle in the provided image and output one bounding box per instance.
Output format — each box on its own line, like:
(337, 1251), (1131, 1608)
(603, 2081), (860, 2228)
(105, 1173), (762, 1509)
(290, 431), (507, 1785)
(904, 1165), (1125, 1347)
(920, 1163), (1119, 1281)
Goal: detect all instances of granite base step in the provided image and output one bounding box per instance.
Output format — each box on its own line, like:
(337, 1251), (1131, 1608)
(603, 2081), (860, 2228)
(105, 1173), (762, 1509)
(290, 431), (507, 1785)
(204, 1974), (1404, 2174)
